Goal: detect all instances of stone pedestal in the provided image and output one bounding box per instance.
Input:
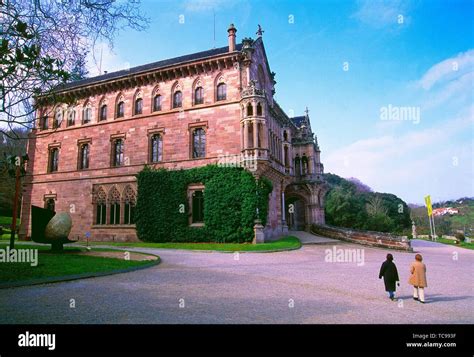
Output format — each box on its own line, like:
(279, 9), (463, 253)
(253, 219), (265, 244)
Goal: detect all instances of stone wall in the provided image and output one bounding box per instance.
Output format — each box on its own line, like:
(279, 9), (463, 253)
(311, 224), (412, 251)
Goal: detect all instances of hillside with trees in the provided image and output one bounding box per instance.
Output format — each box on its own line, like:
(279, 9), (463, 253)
(323, 173), (411, 233)
(410, 197), (474, 237)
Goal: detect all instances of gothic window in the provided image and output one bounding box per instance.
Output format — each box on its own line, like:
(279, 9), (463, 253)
(302, 154), (309, 175)
(123, 185), (136, 225)
(173, 91), (182, 108)
(257, 123), (263, 148)
(83, 105), (92, 124)
(112, 138), (124, 167)
(45, 198), (55, 211)
(108, 186), (121, 225)
(53, 109), (62, 128)
(192, 190), (204, 223)
(79, 143), (90, 170)
(153, 95), (162, 111)
(95, 187), (107, 225)
(150, 133), (163, 163)
(283, 130), (288, 141)
(295, 155), (301, 176)
(99, 104), (107, 121)
(216, 83), (226, 101)
(117, 101), (125, 118)
(194, 87), (203, 105)
(48, 147), (59, 172)
(134, 98), (143, 115)
(247, 103), (253, 116)
(284, 146), (289, 167)
(257, 103), (263, 116)
(192, 128), (206, 158)
(67, 109), (75, 126)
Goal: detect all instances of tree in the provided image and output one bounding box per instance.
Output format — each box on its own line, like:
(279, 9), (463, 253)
(0, 128), (28, 215)
(0, 0), (149, 139)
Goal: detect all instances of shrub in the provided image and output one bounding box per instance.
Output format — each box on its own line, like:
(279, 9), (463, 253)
(455, 232), (465, 242)
(135, 165), (272, 243)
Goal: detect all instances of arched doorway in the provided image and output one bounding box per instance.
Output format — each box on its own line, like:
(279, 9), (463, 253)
(285, 194), (307, 231)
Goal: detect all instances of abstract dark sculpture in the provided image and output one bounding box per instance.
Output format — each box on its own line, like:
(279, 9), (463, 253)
(31, 205), (76, 251)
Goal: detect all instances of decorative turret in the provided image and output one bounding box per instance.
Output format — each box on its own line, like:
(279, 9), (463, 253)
(228, 24), (237, 52)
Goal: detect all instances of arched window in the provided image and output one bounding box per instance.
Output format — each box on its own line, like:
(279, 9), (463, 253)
(48, 147), (59, 172)
(302, 154), (309, 175)
(173, 91), (182, 108)
(79, 143), (90, 170)
(45, 198), (55, 211)
(217, 83), (226, 101)
(295, 155), (301, 176)
(83, 105), (92, 124)
(153, 95), (162, 111)
(283, 130), (288, 141)
(99, 104), (107, 121)
(53, 109), (62, 128)
(67, 109), (75, 126)
(134, 98), (143, 115)
(150, 134), (163, 163)
(192, 128), (206, 158)
(194, 87), (203, 105)
(123, 185), (137, 225)
(95, 187), (107, 225)
(108, 187), (121, 225)
(284, 146), (289, 167)
(257, 103), (263, 116)
(247, 103), (253, 116)
(112, 139), (124, 166)
(116, 101), (125, 118)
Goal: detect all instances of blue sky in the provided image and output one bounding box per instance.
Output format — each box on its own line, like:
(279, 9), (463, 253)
(88, 0), (474, 204)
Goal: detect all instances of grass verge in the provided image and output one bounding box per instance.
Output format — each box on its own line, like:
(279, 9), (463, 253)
(415, 237), (474, 250)
(80, 236), (302, 252)
(0, 243), (157, 284)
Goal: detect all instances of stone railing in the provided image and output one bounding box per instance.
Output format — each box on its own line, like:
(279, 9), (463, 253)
(311, 224), (412, 251)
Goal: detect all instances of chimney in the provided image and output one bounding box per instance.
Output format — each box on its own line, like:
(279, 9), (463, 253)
(227, 23), (237, 52)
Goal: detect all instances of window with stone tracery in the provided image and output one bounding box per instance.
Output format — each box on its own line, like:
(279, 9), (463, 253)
(94, 187), (107, 225)
(108, 186), (121, 225)
(123, 185), (136, 225)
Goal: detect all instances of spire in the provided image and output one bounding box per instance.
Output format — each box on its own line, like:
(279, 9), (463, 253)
(256, 24), (264, 38)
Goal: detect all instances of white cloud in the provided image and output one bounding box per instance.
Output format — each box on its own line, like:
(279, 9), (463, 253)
(352, 0), (410, 28)
(417, 49), (474, 90)
(325, 106), (474, 203)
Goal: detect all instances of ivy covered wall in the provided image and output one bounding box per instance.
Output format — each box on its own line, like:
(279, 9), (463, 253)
(135, 165), (272, 243)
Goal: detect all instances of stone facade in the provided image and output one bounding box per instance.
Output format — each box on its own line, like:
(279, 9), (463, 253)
(20, 25), (327, 242)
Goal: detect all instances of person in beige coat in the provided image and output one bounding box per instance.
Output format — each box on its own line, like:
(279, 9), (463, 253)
(409, 254), (428, 303)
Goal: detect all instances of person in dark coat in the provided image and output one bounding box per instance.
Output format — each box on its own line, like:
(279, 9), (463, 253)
(379, 253), (400, 300)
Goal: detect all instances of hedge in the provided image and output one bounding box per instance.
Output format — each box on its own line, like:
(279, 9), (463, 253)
(135, 165), (272, 243)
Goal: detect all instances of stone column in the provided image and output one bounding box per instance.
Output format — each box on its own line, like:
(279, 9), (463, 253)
(281, 185), (288, 234)
(243, 121), (249, 149)
(253, 219), (265, 244)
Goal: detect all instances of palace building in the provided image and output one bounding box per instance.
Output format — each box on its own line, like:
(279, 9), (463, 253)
(20, 24), (328, 242)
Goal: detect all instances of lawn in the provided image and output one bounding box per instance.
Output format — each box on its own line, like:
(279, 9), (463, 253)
(0, 243), (157, 284)
(0, 215), (18, 240)
(416, 236), (474, 250)
(81, 236), (302, 252)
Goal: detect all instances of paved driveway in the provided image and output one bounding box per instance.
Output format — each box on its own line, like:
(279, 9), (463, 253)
(0, 240), (472, 324)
